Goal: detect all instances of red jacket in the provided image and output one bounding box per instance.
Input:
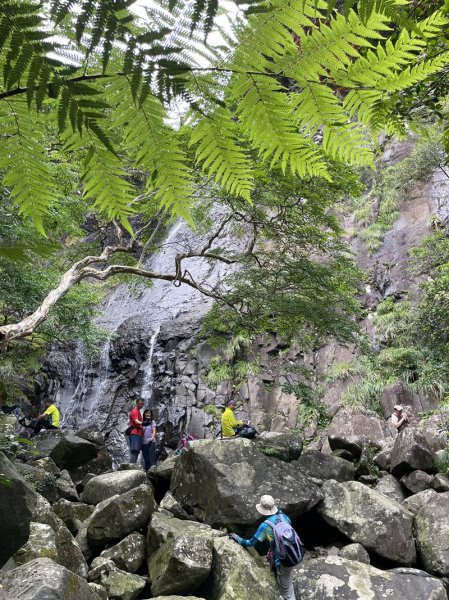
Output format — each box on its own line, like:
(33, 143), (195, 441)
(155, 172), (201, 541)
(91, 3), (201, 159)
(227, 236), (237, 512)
(129, 406), (143, 436)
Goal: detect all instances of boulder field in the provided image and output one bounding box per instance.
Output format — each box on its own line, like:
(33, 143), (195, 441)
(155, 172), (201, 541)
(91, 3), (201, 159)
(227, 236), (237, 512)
(1, 421), (449, 599)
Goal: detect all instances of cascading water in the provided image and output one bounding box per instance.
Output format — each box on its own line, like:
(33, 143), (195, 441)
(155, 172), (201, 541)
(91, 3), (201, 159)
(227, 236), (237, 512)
(47, 210), (247, 461)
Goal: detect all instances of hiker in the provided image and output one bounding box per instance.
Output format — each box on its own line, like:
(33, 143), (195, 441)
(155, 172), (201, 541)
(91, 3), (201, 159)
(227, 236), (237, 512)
(142, 409), (157, 471)
(30, 400), (60, 436)
(391, 404), (409, 433)
(221, 400), (258, 438)
(128, 399), (144, 463)
(228, 494), (302, 600)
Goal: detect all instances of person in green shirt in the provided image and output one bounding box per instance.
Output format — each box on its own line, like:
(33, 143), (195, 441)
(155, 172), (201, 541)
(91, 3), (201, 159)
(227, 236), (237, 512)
(31, 400), (60, 436)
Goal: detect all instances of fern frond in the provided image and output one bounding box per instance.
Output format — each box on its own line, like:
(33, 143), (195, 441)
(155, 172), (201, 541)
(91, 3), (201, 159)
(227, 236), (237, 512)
(233, 74), (329, 179)
(190, 108), (254, 200)
(0, 99), (57, 234)
(111, 78), (193, 219)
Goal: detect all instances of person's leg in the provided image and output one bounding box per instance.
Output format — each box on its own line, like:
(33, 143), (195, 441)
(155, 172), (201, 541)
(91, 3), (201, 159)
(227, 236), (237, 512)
(129, 434), (141, 463)
(276, 565), (296, 600)
(141, 443), (150, 471)
(148, 440), (157, 468)
(31, 418), (49, 436)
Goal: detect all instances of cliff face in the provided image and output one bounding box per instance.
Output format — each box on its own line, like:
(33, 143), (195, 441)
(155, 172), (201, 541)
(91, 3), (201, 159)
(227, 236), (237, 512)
(37, 138), (449, 461)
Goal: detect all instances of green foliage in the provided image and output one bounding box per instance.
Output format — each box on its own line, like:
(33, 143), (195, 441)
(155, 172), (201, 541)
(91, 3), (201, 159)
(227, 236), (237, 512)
(1, 1), (449, 231)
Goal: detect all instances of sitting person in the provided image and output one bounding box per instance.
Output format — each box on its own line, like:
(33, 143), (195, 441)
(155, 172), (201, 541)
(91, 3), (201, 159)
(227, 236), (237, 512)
(221, 400), (258, 439)
(30, 400), (60, 436)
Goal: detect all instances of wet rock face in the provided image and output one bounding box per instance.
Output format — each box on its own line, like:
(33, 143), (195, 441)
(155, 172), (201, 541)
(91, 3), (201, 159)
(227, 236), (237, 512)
(0, 452), (37, 568)
(170, 439), (323, 529)
(318, 480), (416, 565)
(294, 556), (447, 600)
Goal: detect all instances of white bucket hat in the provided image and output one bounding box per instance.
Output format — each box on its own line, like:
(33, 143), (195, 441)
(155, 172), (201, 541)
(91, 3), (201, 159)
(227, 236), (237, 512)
(256, 494), (278, 516)
(394, 405), (403, 411)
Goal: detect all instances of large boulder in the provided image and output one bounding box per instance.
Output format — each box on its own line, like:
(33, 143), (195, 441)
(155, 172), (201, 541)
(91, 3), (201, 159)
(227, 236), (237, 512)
(99, 532), (146, 573)
(55, 469), (79, 501)
(69, 447), (113, 486)
(148, 454), (179, 482)
(170, 439), (323, 529)
(297, 450), (355, 482)
(318, 480), (416, 564)
(294, 556), (447, 599)
(208, 536), (279, 599)
(52, 498), (94, 535)
(402, 489), (438, 515)
(87, 483), (157, 548)
(0, 558), (99, 600)
(88, 557), (146, 600)
(0, 452), (37, 567)
(339, 543), (370, 564)
(50, 434), (98, 470)
(327, 408), (394, 455)
(390, 428), (436, 477)
(13, 523), (58, 566)
(159, 491), (192, 520)
(415, 491), (449, 576)
(147, 512), (222, 596)
(54, 523), (89, 578)
(400, 470), (434, 494)
(81, 469), (149, 505)
(16, 462), (59, 503)
(255, 432), (303, 462)
(375, 474), (406, 504)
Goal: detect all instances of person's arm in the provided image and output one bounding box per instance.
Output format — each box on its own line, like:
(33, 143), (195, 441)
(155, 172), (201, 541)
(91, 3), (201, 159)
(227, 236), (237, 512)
(391, 413), (407, 429)
(229, 412), (243, 428)
(152, 421), (157, 441)
(131, 409), (142, 427)
(37, 406), (52, 420)
(229, 522), (268, 547)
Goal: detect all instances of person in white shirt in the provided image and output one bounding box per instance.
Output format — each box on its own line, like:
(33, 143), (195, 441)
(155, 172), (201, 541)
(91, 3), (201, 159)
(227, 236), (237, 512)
(391, 404), (408, 433)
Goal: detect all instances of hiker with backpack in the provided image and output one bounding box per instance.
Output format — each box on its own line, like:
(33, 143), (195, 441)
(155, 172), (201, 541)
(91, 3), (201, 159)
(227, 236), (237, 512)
(221, 399), (258, 439)
(228, 494), (303, 600)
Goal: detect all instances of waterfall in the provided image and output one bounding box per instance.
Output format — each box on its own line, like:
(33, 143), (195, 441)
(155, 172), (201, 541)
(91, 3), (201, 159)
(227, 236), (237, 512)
(140, 327), (160, 404)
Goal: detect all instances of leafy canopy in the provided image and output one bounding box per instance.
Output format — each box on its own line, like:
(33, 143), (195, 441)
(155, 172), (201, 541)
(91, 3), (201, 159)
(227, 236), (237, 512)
(1, 0), (448, 234)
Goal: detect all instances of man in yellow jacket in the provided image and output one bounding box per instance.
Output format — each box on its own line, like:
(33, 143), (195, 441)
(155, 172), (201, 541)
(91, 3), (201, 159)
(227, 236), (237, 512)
(221, 400), (244, 437)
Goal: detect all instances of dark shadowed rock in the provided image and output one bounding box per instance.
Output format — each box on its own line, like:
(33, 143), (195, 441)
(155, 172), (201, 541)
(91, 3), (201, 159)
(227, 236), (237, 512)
(375, 474), (406, 504)
(318, 480), (415, 564)
(400, 470), (434, 494)
(297, 450), (355, 482)
(433, 473), (449, 492)
(373, 449), (391, 471)
(402, 489), (438, 515)
(16, 462), (59, 503)
(0, 558), (99, 600)
(81, 469), (149, 505)
(99, 532), (146, 573)
(69, 447), (113, 486)
(294, 556), (446, 600)
(415, 491), (449, 576)
(159, 491), (192, 520)
(55, 469), (79, 501)
(170, 439), (323, 529)
(75, 425), (106, 447)
(50, 434), (98, 470)
(87, 483), (157, 548)
(255, 432), (303, 462)
(390, 428), (436, 477)
(0, 452), (37, 567)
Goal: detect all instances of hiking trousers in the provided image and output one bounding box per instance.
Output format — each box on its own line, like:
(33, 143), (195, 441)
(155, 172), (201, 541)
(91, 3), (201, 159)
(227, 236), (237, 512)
(276, 564), (296, 600)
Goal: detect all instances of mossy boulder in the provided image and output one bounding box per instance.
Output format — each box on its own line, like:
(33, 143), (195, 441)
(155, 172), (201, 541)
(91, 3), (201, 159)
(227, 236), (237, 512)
(99, 532), (146, 573)
(81, 469), (148, 505)
(88, 557), (146, 600)
(415, 491), (449, 576)
(13, 523), (58, 566)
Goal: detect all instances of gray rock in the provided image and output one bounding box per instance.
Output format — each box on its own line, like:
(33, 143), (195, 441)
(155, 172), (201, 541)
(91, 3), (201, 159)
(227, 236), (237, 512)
(327, 408), (394, 454)
(76, 526), (94, 562)
(339, 543), (370, 564)
(0, 451), (37, 567)
(31, 493), (63, 532)
(170, 439), (323, 529)
(16, 462), (59, 503)
(331, 448), (355, 462)
(318, 480), (416, 564)
(55, 469), (79, 501)
(400, 470), (434, 494)
(148, 454), (178, 483)
(402, 489), (438, 515)
(32, 457), (60, 476)
(255, 432), (303, 462)
(297, 450), (355, 482)
(13, 523), (58, 565)
(293, 556), (447, 599)
(75, 424), (106, 447)
(87, 483), (157, 548)
(433, 472), (449, 492)
(375, 474), (406, 503)
(159, 491), (192, 520)
(82, 469), (149, 505)
(88, 557), (147, 600)
(69, 447), (113, 486)
(373, 449), (391, 471)
(0, 557), (99, 600)
(50, 434), (98, 470)
(54, 523), (89, 578)
(88, 582), (108, 600)
(390, 428), (436, 477)
(209, 536), (279, 599)
(52, 499), (94, 535)
(152, 597), (204, 600)
(100, 532), (146, 573)
(415, 491), (449, 576)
